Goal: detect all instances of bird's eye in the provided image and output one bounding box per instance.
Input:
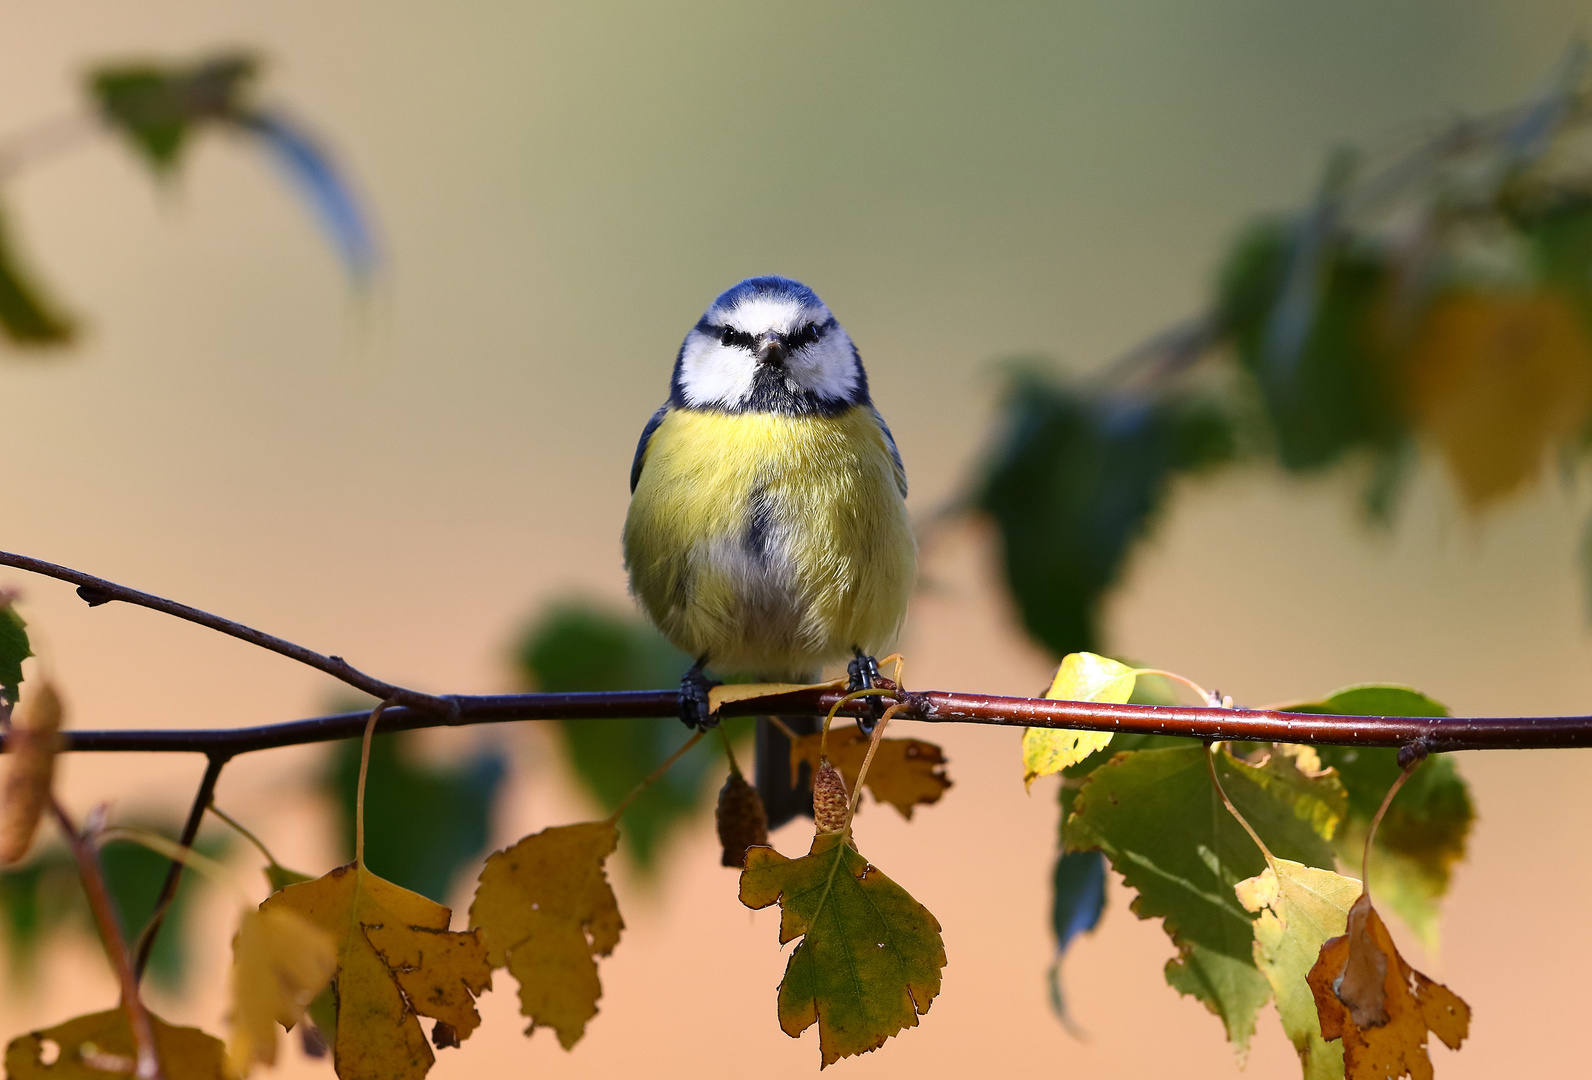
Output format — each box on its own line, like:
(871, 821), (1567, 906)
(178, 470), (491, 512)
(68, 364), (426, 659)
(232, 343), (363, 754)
(786, 323), (822, 351)
(719, 327), (755, 350)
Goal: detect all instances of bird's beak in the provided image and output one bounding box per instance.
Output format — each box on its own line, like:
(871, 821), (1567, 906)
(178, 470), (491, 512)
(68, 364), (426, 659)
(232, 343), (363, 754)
(754, 334), (787, 366)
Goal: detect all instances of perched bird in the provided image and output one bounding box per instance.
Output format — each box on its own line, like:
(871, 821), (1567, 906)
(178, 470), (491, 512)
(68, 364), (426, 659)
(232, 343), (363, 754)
(624, 276), (915, 828)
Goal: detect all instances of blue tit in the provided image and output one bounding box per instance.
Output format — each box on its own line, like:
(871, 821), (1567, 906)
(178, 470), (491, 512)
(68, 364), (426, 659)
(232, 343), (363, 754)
(624, 276), (915, 827)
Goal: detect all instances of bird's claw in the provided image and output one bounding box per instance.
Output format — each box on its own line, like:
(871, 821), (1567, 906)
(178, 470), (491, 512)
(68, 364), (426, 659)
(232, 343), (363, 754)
(679, 665), (721, 731)
(847, 651), (887, 736)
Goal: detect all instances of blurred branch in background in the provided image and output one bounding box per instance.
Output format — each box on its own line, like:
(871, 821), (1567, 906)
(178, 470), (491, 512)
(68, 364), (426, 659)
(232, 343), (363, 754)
(0, 50), (378, 351)
(968, 43), (1592, 658)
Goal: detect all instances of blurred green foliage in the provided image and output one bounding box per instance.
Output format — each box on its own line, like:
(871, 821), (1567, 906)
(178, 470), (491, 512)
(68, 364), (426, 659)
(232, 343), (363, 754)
(516, 602), (750, 870)
(0, 209), (74, 347)
(89, 54), (258, 171)
(0, 828), (224, 991)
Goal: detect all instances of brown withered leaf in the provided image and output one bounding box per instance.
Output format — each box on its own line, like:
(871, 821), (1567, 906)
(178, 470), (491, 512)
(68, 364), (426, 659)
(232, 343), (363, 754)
(788, 729), (950, 819)
(259, 863), (492, 1080)
(468, 821), (623, 1050)
(716, 770), (768, 868)
(0, 679), (62, 865)
(1307, 892), (1470, 1080)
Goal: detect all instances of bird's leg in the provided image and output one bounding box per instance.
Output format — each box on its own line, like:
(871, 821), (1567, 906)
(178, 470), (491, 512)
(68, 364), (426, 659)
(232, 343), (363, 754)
(847, 648), (886, 736)
(679, 657), (721, 731)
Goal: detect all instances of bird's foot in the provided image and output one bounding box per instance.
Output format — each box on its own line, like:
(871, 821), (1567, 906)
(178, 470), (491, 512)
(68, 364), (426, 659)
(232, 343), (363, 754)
(679, 662), (721, 731)
(847, 650), (887, 736)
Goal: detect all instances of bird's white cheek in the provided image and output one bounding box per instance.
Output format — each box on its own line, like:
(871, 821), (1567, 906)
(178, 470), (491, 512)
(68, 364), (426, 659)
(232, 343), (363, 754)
(680, 345), (755, 407)
(789, 337), (858, 401)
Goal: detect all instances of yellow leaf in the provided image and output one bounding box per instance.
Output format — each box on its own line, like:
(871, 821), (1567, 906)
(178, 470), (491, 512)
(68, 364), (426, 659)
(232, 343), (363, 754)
(0, 679), (62, 865)
(5, 1007), (225, 1079)
(1023, 652), (1136, 788)
(1238, 859), (1362, 1080)
(788, 730), (951, 819)
(707, 679), (846, 714)
(225, 907), (337, 1077)
(1307, 893), (1470, 1080)
(259, 863), (491, 1080)
(468, 821), (623, 1050)
(1406, 290), (1592, 507)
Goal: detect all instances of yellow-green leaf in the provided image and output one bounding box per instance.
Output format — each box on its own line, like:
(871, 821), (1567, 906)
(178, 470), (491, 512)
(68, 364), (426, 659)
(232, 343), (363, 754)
(1023, 652), (1137, 788)
(5, 1008), (225, 1078)
(468, 821), (623, 1050)
(225, 907), (337, 1077)
(739, 832), (945, 1067)
(1237, 860), (1361, 1080)
(259, 863), (491, 1080)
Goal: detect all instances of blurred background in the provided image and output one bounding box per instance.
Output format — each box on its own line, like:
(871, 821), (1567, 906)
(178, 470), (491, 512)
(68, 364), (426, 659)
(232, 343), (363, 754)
(2, 1), (1592, 1076)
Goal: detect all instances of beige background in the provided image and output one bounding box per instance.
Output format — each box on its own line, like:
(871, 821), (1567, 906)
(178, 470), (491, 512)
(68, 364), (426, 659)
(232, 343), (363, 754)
(2, 2), (1591, 1076)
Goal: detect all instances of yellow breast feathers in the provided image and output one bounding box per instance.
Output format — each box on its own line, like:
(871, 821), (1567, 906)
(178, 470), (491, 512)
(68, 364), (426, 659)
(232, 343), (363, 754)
(624, 405), (915, 679)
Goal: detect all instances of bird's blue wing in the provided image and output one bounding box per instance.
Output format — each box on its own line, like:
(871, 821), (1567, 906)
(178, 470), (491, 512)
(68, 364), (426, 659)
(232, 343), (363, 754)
(872, 407), (908, 499)
(630, 405), (669, 492)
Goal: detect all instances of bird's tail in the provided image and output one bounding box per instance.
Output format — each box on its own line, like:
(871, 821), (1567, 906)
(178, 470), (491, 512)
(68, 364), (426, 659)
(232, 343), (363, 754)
(754, 715), (819, 829)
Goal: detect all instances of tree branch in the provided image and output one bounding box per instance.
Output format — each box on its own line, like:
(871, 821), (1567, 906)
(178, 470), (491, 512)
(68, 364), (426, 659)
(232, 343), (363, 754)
(1, 685), (1588, 757)
(132, 752), (229, 981)
(0, 550), (454, 715)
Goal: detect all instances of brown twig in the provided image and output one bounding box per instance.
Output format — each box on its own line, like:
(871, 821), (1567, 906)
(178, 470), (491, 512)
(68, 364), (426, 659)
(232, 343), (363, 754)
(0, 550), (454, 715)
(51, 798), (164, 1079)
(132, 752), (229, 981)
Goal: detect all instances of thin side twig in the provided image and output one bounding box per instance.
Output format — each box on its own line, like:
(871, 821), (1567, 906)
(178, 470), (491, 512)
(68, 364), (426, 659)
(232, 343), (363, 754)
(0, 550), (454, 714)
(132, 752), (229, 981)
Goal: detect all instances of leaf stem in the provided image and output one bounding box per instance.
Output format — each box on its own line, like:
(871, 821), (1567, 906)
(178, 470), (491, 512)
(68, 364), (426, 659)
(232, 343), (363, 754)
(1203, 742), (1275, 866)
(354, 700), (394, 869)
(100, 826), (251, 908)
(1360, 756), (1420, 897)
(606, 730), (705, 823)
(843, 703), (906, 836)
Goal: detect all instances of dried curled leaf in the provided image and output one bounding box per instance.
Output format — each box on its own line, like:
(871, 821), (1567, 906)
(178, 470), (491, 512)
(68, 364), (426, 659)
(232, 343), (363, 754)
(5, 1007), (225, 1078)
(716, 770), (768, 868)
(1307, 893), (1470, 1080)
(468, 822), (623, 1050)
(739, 832), (945, 1067)
(788, 730), (950, 819)
(1237, 860), (1362, 1080)
(1023, 652), (1136, 787)
(259, 863), (491, 1080)
(1, 679), (62, 865)
(225, 907), (337, 1077)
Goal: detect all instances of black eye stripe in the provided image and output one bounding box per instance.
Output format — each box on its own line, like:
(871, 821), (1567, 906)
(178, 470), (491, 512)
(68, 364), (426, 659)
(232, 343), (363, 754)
(717, 326), (757, 350)
(703, 317), (834, 352)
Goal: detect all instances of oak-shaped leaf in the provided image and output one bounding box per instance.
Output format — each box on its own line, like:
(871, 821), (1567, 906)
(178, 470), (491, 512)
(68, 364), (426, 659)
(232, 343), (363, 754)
(1307, 893), (1470, 1080)
(1065, 745), (1344, 1057)
(5, 1007), (225, 1078)
(1237, 859), (1362, 1080)
(1023, 651), (1136, 787)
(739, 832), (945, 1067)
(226, 907), (337, 1077)
(468, 821), (623, 1050)
(788, 730), (950, 819)
(258, 863), (491, 1080)
(1285, 686), (1472, 948)
(0, 679), (62, 865)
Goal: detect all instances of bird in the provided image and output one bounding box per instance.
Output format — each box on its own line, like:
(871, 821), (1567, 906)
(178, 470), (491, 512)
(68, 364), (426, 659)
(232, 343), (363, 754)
(623, 276), (916, 828)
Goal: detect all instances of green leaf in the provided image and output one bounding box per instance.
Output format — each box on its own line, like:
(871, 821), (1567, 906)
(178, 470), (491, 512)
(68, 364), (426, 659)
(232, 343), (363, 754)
(1235, 859), (1360, 1079)
(1521, 194), (1592, 325)
(0, 205), (75, 347)
(1283, 685), (1472, 949)
(89, 54), (257, 171)
(517, 602), (748, 868)
(974, 372), (1236, 656)
(1023, 652), (1136, 787)
(1217, 219), (1404, 471)
(1047, 848), (1105, 1028)
(0, 601), (31, 705)
(1065, 745), (1344, 1055)
(327, 731), (505, 903)
(0, 850), (76, 985)
(739, 832), (945, 1067)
